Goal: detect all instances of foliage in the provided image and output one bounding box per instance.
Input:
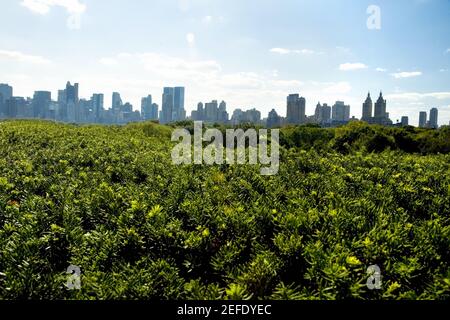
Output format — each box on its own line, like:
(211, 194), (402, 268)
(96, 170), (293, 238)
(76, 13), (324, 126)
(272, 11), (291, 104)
(0, 120), (448, 300)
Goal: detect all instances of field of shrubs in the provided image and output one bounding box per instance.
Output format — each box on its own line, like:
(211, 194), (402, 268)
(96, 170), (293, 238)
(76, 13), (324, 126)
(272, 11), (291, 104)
(0, 120), (449, 300)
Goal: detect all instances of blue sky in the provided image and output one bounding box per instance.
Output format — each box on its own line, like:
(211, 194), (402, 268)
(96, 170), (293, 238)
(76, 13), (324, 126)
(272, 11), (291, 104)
(1, 0), (449, 125)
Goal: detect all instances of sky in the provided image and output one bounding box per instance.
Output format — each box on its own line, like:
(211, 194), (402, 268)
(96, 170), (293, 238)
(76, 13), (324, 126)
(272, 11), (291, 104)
(0, 0), (449, 125)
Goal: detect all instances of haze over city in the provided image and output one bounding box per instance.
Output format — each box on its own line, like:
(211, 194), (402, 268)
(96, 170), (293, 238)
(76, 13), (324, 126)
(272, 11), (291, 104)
(1, 0), (449, 125)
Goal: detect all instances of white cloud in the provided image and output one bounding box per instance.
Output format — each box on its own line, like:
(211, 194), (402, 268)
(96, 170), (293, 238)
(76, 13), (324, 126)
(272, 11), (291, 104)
(339, 63), (368, 71)
(270, 48), (321, 55)
(446, 48), (450, 54)
(386, 91), (450, 101)
(376, 67), (387, 72)
(439, 68), (448, 72)
(21, 0), (86, 29)
(21, 0), (86, 14)
(270, 48), (291, 55)
(0, 49), (51, 64)
(391, 71), (422, 79)
(293, 49), (315, 55)
(186, 33), (195, 47)
(94, 51), (310, 114)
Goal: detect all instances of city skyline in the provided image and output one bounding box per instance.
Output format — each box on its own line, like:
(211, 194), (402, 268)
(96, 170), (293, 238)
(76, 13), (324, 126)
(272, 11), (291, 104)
(0, 80), (445, 128)
(0, 0), (449, 125)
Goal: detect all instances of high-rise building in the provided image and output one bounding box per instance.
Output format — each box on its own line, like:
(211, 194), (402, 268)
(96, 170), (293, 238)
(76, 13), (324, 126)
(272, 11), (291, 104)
(141, 95), (153, 120)
(374, 92), (386, 119)
(91, 94), (104, 121)
(161, 87), (174, 124)
(372, 92), (393, 125)
(112, 92), (123, 110)
(286, 94), (306, 125)
(429, 108), (438, 129)
(205, 100), (219, 122)
(267, 109), (282, 128)
(218, 100), (228, 123)
(401, 116), (409, 126)
(0, 83), (13, 117)
(315, 102), (332, 125)
(65, 82), (79, 104)
(160, 87), (186, 123)
(245, 108), (261, 123)
(362, 92), (373, 121)
(231, 109), (244, 125)
(419, 111), (427, 128)
(173, 87), (186, 121)
(60, 82), (79, 122)
(150, 103), (159, 120)
(0, 83), (13, 101)
(191, 102), (204, 121)
(332, 101), (350, 122)
(32, 91), (51, 118)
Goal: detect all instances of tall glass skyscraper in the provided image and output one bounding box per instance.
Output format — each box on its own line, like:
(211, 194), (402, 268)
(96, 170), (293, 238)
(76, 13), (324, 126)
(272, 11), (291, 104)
(161, 87), (185, 123)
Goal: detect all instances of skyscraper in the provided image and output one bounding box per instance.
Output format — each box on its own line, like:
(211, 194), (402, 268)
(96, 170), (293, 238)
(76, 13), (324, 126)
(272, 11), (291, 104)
(141, 95), (153, 120)
(161, 87), (174, 124)
(63, 82), (79, 122)
(401, 116), (409, 126)
(429, 108), (438, 129)
(0, 83), (13, 101)
(374, 92), (386, 119)
(332, 101), (350, 122)
(314, 102), (321, 122)
(218, 100), (228, 123)
(173, 87), (185, 121)
(5, 97), (28, 119)
(419, 111), (427, 128)
(160, 87), (186, 123)
(65, 82), (79, 104)
(150, 103), (159, 120)
(205, 100), (219, 122)
(0, 84), (13, 117)
(267, 109), (282, 128)
(32, 91), (51, 118)
(315, 102), (332, 125)
(191, 102), (204, 121)
(362, 92), (373, 121)
(246, 108), (261, 123)
(286, 94), (306, 125)
(112, 92), (123, 110)
(91, 94), (104, 122)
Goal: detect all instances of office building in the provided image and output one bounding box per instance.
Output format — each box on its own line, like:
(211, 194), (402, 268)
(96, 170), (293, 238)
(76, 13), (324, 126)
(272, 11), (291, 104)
(362, 92), (373, 121)
(32, 91), (51, 118)
(267, 109), (282, 128)
(315, 102), (332, 124)
(112, 92), (123, 111)
(429, 108), (438, 129)
(160, 87), (186, 123)
(141, 95), (153, 120)
(332, 101), (350, 123)
(173, 87), (186, 121)
(419, 111), (427, 128)
(286, 94), (306, 125)
(91, 94), (104, 122)
(401, 116), (409, 126)
(0, 83), (13, 117)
